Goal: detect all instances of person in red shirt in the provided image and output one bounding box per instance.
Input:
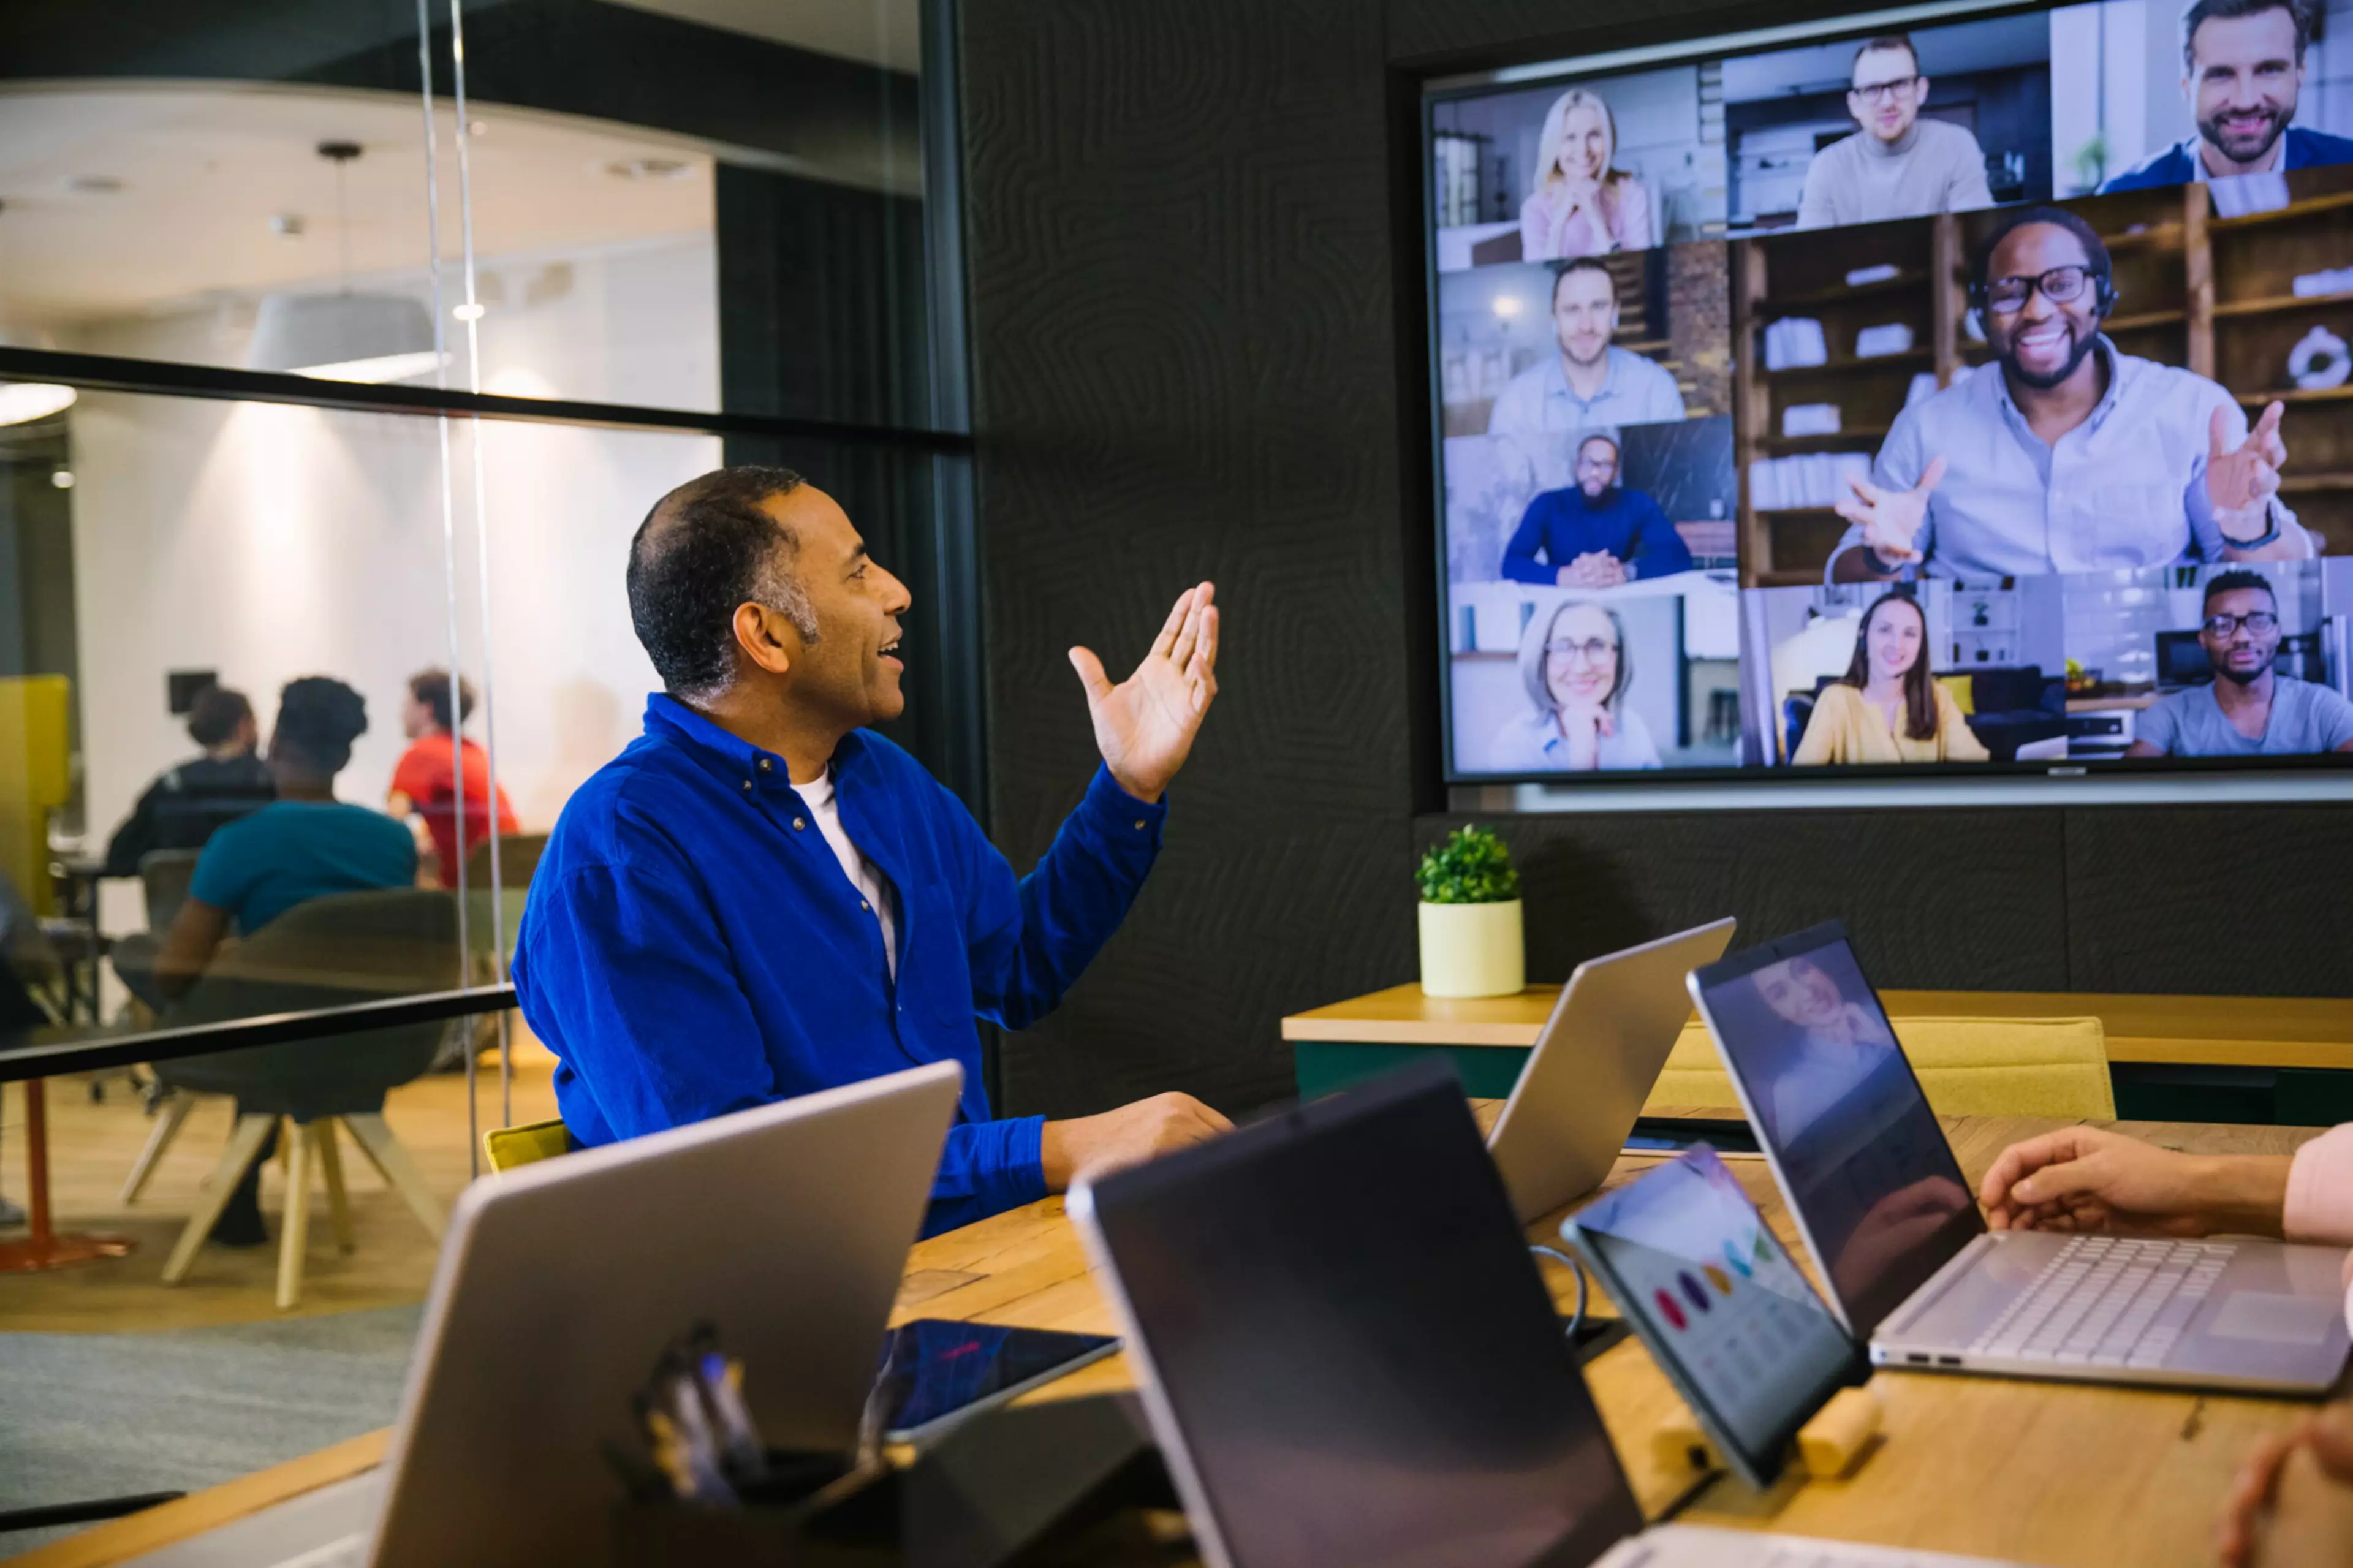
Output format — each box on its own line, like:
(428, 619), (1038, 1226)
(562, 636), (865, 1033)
(387, 668), (516, 888)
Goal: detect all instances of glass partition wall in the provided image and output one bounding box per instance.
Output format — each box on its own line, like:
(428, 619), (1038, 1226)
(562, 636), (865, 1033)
(0, 2), (964, 1536)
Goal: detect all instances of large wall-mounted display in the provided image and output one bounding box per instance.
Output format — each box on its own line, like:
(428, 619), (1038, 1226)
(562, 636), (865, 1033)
(1426, 0), (2353, 782)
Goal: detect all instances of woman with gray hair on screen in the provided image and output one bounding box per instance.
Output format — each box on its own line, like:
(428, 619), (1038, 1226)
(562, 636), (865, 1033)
(1488, 598), (1662, 772)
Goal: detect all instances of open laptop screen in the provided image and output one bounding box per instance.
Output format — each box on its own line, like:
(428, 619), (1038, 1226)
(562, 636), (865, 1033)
(1082, 1058), (1645, 1568)
(1692, 924), (1983, 1338)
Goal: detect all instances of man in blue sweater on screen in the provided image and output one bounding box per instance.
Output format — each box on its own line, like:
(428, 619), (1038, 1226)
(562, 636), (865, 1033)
(1499, 431), (1693, 587)
(514, 466), (1230, 1235)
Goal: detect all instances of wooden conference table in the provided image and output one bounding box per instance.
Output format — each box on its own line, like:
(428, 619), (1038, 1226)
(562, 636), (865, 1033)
(15, 1107), (2343, 1568)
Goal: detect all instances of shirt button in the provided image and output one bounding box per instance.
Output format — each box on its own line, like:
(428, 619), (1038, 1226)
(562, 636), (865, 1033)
(793, 817), (806, 831)
(860, 900), (870, 911)
(741, 779), (753, 792)
(1134, 819), (1146, 830)
(757, 757), (772, 773)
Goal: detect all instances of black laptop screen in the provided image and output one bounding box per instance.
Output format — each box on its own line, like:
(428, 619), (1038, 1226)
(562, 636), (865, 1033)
(1692, 927), (1984, 1337)
(1085, 1059), (1645, 1568)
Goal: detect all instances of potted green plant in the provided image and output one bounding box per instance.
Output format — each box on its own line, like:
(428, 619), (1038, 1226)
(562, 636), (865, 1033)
(1415, 825), (1525, 998)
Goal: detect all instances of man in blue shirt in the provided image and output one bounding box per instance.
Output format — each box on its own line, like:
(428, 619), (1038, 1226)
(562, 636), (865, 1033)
(1499, 432), (1692, 586)
(2103, 0), (2353, 192)
(515, 466), (1231, 1236)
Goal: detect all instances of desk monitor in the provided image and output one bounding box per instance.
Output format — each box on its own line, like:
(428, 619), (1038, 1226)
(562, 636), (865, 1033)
(1070, 1056), (1646, 1568)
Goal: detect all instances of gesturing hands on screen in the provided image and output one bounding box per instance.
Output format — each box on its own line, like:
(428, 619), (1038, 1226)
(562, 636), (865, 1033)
(1833, 455), (1947, 570)
(1069, 582), (1221, 805)
(1555, 552), (1628, 589)
(2208, 402), (2288, 543)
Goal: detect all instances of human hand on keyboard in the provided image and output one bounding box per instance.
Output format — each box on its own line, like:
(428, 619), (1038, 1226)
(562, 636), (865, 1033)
(1978, 1126), (2291, 1239)
(2218, 1399), (2353, 1567)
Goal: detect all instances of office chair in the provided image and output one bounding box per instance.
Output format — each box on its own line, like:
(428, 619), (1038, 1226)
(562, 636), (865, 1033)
(1651, 1014), (2116, 1121)
(123, 888), (462, 1309)
(482, 1118), (570, 1173)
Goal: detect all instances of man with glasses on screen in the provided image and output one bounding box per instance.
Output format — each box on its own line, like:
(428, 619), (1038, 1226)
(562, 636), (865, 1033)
(1485, 258), (1688, 436)
(1796, 34), (1993, 230)
(2126, 570), (2353, 756)
(2102, 0), (2353, 192)
(1499, 430), (1694, 587)
(1829, 207), (2313, 581)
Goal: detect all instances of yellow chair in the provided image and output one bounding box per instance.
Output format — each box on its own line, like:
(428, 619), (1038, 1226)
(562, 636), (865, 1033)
(1646, 1015), (2115, 1121)
(0, 675), (73, 918)
(483, 1118), (571, 1173)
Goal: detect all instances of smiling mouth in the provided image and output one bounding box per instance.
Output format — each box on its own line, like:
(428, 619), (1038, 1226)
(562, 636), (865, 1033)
(879, 634), (903, 664)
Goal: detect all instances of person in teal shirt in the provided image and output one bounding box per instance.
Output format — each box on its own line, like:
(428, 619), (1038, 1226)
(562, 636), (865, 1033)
(121, 676), (416, 1248)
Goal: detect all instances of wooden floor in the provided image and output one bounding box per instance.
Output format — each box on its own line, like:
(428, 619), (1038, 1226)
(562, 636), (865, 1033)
(0, 1029), (559, 1333)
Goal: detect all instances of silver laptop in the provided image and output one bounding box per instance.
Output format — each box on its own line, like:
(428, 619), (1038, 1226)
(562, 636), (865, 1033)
(1487, 918), (1736, 1221)
(1690, 922), (2351, 1396)
(164, 1061), (964, 1568)
(1069, 1057), (2029, 1568)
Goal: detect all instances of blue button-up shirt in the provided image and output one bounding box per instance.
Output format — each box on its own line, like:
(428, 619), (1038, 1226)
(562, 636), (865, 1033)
(513, 695), (1165, 1236)
(1830, 338), (2311, 580)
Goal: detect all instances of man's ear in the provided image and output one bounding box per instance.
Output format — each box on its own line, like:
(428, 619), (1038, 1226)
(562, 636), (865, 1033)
(732, 601), (800, 680)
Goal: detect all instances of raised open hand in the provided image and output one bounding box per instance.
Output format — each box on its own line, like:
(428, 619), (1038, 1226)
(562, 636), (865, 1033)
(1833, 455), (1946, 569)
(2209, 401), (2287, 542)
(1069, 582), (1220, 803)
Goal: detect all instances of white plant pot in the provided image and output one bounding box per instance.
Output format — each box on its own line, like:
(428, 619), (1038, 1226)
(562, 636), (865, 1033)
(1417, 899), (1525, 998)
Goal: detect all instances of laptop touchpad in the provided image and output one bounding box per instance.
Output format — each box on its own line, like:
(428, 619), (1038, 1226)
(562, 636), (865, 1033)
(2208, 1291), (2341, 1346)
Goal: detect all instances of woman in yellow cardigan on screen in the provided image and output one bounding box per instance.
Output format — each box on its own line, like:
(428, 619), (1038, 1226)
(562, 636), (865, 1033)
(1791, 591), (1988, 765)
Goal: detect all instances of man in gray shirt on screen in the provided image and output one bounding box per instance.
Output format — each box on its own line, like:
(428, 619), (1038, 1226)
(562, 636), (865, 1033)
(2128, 571), (2353, 757)
(1487, 259), (1688, 436)
(1796, 35), (1994, 230)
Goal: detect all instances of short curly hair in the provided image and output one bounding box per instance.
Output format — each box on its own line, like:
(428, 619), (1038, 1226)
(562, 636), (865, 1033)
(273, 676), (369, 776)
(626, 466), (818, 700)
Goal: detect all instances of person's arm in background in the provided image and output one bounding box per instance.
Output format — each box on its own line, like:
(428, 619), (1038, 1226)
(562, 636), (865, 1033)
(1624, 491), (1692, 580)
(102, 776), (166, 880)
(1613, 180), (1652, 252)
(151, 899), (231, 1001)
(1794, 147), (1839, 230)
(1501, 495), (1560, 583)
(2193, 397), (2314, 562)
(1788, 686), (1848, 766)
(1519, 190), (1553, 263)
(1936, 686), (1991, 762)
(1946, 129), (1995, 211)
(2123, 696), (2178, 759)
(961, 586), (1218, 1028)
(1828, 414), (1940, 582)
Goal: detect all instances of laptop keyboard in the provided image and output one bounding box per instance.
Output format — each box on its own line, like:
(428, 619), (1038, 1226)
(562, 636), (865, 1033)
(1968, 1235), (2233, 1368)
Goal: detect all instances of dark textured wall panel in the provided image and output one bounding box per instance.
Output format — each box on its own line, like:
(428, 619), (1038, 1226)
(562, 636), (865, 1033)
(964, 0), (2353, 1129)
(1420, 811), (2072, 991)
(964, 0), (1419, 1119)
(2065, 808), (2353, 996)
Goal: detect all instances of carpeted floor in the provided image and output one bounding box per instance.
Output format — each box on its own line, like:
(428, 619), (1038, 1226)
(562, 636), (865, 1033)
(0, 1305), (419, 1558)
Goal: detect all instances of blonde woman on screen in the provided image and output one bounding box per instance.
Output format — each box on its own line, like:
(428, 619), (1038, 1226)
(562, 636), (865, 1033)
(1521, 88), (1653, 259)
(1790, 591), (1987, 765)
(1488, 599), (1662, 772)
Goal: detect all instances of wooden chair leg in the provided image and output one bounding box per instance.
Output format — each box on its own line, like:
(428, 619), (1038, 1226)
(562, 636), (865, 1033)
(119, 1092), (197, 1206)
(313, 1122), (354, 1254)
(341, 1113), (445, 1241)
(276, 1118), (311, 1311)
(161, 1113), (276, 1285)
